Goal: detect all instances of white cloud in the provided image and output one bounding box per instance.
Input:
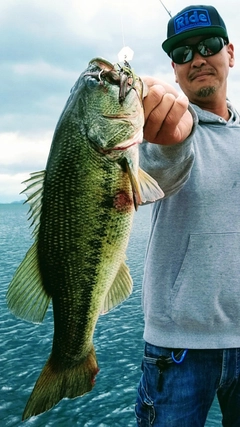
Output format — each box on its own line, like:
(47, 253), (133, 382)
(0, 132), (51, 202)
(0, 174), (29, 203)
(0, 132), (51, 169)
(12, 61), (77, 80)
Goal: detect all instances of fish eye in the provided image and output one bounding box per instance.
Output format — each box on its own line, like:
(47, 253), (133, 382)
(85, 73), (101, 90)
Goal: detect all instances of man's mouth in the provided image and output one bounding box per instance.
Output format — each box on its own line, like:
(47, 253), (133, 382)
(189, 70), (214, 82)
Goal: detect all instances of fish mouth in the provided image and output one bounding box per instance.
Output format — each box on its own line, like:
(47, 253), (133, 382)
(87, 57), (146, 103)
(89, 58), (114, 71)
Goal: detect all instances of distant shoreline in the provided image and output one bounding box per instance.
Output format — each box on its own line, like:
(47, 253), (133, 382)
(0, 200), (25, 205)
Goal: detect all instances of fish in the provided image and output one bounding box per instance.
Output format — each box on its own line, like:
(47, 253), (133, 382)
(6, 58), (164, 420)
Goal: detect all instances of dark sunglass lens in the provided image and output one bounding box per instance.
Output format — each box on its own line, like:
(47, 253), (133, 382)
(170, 37), (225, 64)
(171, 46), (193, 64)
(198, 37), (224, 57)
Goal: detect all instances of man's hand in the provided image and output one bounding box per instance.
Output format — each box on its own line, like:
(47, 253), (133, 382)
(142, 76), (193, 145)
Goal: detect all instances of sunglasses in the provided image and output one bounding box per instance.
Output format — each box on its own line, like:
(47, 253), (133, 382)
(170, 37), (228, 64)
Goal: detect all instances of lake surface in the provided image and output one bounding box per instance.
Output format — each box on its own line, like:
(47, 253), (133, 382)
(0, 203), (222, 426)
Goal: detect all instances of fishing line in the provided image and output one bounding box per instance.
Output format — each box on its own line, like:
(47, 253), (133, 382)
(118, 1), (171, 64)
(120, 12), (126, 49)
(118, 6), (134, 64)
(159, 0), (172, 17)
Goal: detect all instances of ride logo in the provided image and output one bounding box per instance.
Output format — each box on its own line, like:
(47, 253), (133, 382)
(174, 8), (211, 34)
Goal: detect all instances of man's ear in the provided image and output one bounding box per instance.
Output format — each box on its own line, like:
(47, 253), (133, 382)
(172, 61), (178, 83)
(227, 43), (235, 68)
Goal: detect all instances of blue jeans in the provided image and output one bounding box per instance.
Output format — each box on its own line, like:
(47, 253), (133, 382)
(135, 343), (240, 427)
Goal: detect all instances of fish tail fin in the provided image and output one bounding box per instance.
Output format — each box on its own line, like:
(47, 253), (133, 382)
(22, 345), (99, 420)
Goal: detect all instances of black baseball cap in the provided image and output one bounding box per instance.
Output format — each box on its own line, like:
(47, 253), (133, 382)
(162, 5), (229, 55)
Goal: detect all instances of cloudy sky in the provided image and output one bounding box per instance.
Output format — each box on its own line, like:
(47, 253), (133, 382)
(1, 0), (240, 202)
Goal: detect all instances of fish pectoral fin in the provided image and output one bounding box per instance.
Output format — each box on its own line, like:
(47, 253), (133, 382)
(122, 157), (142, 210)
(124, 158), (164, 209)
(6, 241), (50, 323)
(101, 261), (133, 314)
(138, 167), (164, 204)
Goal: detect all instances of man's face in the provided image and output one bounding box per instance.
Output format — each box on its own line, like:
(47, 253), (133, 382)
(171, 36), (234, 104)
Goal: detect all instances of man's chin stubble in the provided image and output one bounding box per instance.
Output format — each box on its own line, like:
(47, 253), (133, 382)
(195, 86), (216, 97)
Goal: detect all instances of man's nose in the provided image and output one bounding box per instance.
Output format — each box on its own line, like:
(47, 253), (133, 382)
(191, 52), (207, 67)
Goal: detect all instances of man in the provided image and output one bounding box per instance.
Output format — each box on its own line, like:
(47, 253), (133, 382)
(135, 5), (240, 427)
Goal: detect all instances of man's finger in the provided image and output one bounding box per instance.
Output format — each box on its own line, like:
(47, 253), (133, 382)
(144, 93), (176, 143)
(160, 94), (189, 130)
(143, 85), (166, 122)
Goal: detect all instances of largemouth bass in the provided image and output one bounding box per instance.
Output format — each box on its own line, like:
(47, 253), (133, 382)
(7, 58), (164, 420)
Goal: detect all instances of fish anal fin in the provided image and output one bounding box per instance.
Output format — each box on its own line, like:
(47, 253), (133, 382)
(101, 261), (133, 314)
(6, 242), (50, 323)
(22, 345), (99, 420)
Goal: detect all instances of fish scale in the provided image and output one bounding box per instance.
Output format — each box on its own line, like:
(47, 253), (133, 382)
(6, 57), (164, 420)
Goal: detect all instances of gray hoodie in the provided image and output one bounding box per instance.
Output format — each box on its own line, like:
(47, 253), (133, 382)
(139, 101), (240, 349)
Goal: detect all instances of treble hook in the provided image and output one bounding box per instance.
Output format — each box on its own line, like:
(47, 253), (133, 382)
(98, 69), (104, 82)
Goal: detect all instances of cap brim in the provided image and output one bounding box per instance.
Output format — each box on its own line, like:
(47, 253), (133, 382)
(162, 27), (229, 55)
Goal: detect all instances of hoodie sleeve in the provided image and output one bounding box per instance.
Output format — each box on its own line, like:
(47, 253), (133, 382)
(139, 105), (198, 198)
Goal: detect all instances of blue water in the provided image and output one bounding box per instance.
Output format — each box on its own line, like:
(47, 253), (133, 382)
(0, 203), (222, 426)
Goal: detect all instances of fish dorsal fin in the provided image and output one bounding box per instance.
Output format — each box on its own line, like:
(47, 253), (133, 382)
(6, 241), (51, 323)
(101, 261), (133, 314)
(21, 170), (46, 238)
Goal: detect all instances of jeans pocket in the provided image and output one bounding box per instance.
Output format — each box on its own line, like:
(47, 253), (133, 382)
(135, 373), (155, 426)
(145, 342), (173, 359)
